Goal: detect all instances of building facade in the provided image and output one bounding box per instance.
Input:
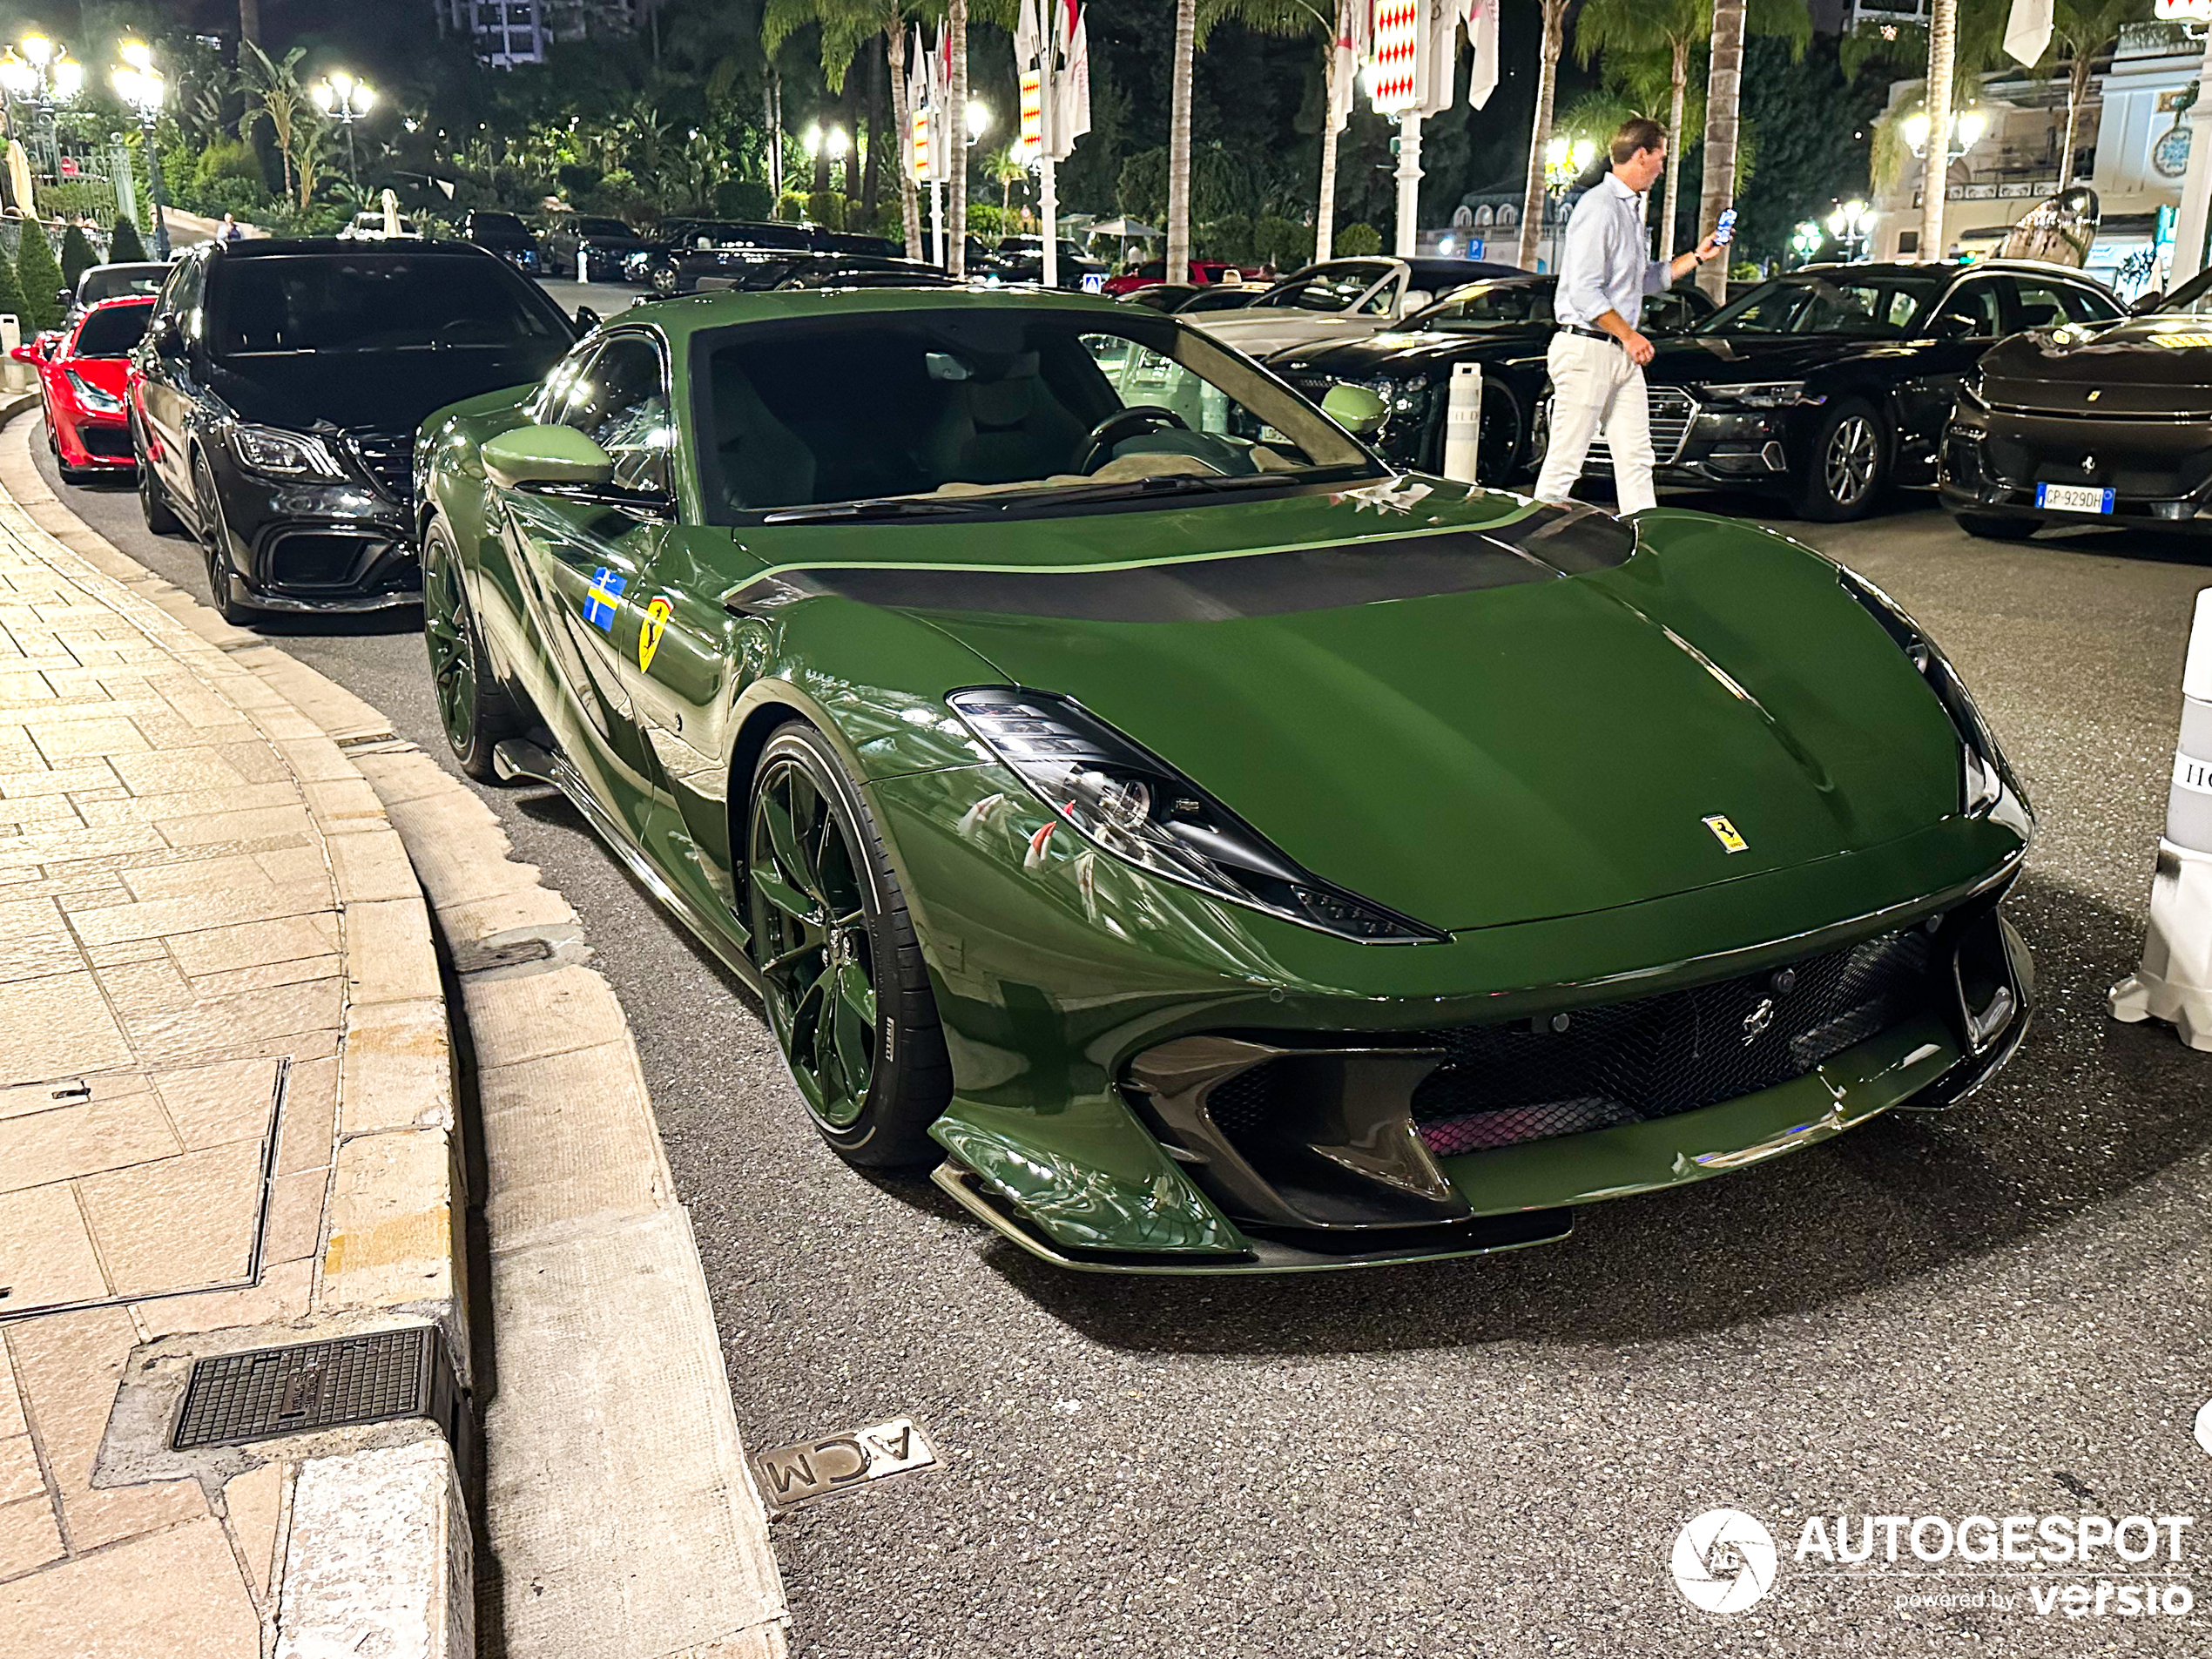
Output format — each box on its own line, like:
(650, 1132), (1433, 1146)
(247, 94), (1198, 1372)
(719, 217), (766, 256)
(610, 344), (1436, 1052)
(443, 1), (650, 69)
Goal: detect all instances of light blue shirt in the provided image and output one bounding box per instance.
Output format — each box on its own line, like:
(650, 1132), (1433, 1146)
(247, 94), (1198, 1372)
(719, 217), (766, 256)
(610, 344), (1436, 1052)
(1555, 172), (1671, 331)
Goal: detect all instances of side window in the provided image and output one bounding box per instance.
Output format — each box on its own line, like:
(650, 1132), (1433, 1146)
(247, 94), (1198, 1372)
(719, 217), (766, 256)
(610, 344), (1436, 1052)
(1931, 281), (2000, 338)
(1080, 334), (1229, 434)
(2003, 279), (2077, 332)
(556, 334), (673, 493)
(155, 254), (204, 334)
(2058, 282), (2121, 323)
(1359, 275), (1400, 316)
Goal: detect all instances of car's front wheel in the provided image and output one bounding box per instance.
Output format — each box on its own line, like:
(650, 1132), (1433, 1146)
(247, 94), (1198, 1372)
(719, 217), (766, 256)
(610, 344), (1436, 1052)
(133, 420), (182, 535)
(1794, 397), (1888, 522)
(421, 519), (524, 781)
(191, 450), (254, 625)
(744, 722), (951, 1168)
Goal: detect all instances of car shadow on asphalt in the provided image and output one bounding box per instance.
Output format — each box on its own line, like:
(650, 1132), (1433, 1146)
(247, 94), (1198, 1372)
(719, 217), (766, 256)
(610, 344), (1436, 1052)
(974, 869), (2209, 1354)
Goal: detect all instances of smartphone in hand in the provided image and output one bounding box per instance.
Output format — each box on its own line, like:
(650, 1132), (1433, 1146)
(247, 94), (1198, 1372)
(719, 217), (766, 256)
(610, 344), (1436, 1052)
(1714, 208), (1738, 246)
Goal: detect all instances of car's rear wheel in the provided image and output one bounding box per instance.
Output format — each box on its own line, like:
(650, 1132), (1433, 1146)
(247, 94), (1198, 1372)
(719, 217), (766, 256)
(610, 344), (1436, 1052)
(1954, 512), (2039, 542)
(421, 519), (524, 781)
(191, 450), (254, 625)
(651, 262), (678, 297)
(1794, 398), (1888, 521)
(1477, 385), (1525, 484)
(133, 420), (181, 535)
(744, 723), (950, 1168)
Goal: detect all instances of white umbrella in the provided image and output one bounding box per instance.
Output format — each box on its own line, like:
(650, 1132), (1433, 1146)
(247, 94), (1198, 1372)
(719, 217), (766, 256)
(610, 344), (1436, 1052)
(1089, 216), (1159, 238)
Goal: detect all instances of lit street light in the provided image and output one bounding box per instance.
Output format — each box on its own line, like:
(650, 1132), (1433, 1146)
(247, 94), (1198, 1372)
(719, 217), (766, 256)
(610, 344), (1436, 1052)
(966, 100), (991, 145)
(111, 41), (169, 258)
(1825, 199), (1875, 262)
(311, 72), (375, 191)
(0, 34), (84, 185)
(1901, 107), (1988, 162)
(1791, 219), (1825, 267)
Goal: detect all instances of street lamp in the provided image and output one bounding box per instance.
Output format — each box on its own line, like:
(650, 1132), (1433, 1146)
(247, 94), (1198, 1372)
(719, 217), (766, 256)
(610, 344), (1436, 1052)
(1901, 107), (1989, 163)
(1791, 219), (1825, 267)
(966, 100), (991, 145)
(1543, 136), (1596, 192)
(0, 34), (84, 185)
(311, 72), (375, 191)
(1825, 199), (1874, 262)
(111, 43), (169, 258)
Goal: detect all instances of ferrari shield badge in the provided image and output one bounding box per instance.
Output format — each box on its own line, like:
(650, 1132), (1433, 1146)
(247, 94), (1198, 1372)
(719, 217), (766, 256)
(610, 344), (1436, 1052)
(583, 567), (627, 631)
(1702, 814), (1749, 854)
(637, 596), (673, 671)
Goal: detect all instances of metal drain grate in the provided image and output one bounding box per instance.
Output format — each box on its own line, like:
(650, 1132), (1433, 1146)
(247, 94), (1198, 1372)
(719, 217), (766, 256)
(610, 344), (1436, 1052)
(172, 1326), (460, 1452)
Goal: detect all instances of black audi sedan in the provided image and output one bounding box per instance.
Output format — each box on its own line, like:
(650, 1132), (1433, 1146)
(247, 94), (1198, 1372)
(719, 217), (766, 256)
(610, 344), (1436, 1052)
(1270, 274), (1711, 482)
(129, 239), (581, 621)
(543, 213), (649, 280)
(462, 209), (543, 275)
(1939, 268), (2212, 538)
(1541, 260), (2122, 519)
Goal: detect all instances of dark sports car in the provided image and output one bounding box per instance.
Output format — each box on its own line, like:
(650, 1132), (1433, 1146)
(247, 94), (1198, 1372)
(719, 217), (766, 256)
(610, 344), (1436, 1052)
(415, 287), (2033, 1273)
(1270, 274), (1712, 483)
(1939, 267), (2212, 537)
(1541, 260), (2122, 519)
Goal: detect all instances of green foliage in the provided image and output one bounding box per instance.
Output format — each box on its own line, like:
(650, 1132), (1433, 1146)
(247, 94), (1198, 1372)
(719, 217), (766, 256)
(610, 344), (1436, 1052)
(0, 245), (30, 334)
(108, 219), (147, 263)
(1253, 213), (1311, 270)
(775, 191), (810, 223)
(37, 185), (118, 227)
(1336, 221), (1382, 258)
(805, 190), (846, 229)
(1730, 260), (1763, 280)
(1116, 145), (1242, 227)
(58, 225), (95, 287)
(16, 229), (64, 331)
(967, 201), (1006, 239)
(192, 139), (266, 196)
(1201, 213), (1253, 262)
(558, 165), (605, 199)
(716, 179), (774, 221)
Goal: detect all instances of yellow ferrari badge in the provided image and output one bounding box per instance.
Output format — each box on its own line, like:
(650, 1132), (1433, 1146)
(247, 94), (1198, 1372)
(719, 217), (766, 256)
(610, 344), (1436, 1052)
(2155, 332), (2212, 350)
(1702, 814), (1749, 853)
(637, 596), (673, 672)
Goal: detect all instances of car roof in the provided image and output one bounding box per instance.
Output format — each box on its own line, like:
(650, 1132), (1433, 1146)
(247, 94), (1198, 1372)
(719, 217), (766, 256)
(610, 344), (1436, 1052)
(206, 237), (499, 260)
(81, 293), (155, 312)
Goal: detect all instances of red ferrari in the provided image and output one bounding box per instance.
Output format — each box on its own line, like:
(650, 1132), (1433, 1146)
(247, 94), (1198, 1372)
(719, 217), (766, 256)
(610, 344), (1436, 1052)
(16, 294), (152, 483)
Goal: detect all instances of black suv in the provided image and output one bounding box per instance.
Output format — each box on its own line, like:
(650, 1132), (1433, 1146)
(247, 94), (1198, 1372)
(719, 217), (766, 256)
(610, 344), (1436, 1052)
(130, 239), (580, 620)
(462, 209), (543, 274)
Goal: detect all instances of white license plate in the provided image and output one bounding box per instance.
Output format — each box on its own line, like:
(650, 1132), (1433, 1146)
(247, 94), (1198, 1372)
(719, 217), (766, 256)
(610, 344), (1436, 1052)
(2036, 482), (2114, 513)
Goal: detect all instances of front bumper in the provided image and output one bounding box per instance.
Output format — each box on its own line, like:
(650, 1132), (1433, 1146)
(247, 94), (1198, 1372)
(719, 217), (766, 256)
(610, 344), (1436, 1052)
(1939, 402), (2212, 530)
(205, 440), (422, 612)
(1535, 387), (1802, 492)
(53, 407), (134, 470)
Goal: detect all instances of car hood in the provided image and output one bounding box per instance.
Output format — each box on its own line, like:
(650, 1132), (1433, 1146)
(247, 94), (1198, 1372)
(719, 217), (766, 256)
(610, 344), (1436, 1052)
(1645, 332), (1900, 389)
(1272, 326), (1549, 381)
(203, 343), (570, 434)
(1979, 317), (2212, 417)
(743, 486), (1966, 933)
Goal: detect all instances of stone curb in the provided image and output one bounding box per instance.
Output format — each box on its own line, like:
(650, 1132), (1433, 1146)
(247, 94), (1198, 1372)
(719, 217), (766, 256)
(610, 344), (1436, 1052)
(0, 404), (471, 1659)
(6, 405), (791, 1656)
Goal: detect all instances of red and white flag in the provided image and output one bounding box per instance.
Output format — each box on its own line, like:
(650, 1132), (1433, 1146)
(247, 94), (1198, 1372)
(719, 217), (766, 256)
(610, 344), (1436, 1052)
(1054, 0), (1091, 158)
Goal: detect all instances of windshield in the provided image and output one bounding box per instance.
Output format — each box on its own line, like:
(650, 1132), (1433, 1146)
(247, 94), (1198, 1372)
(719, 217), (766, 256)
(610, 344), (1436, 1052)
(1255, 263), (1393, 313)
(79, 264), (166, 304)
(2156, 268), (2212, 316)
(73, 301), (152, 357)
(691, 308), (1379, 521)
(1696, 273), (1944, 336)
(574, 218), (631, 238)
(1410, 282), (1553, 332)
(472, 213), (528, 234)
(207, 256), (570, 355)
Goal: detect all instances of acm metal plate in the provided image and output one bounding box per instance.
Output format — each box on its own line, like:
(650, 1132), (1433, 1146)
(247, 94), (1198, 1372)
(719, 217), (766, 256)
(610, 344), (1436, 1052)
(752, 1417), (937, 1510)
(172, 1325), (462, 1453)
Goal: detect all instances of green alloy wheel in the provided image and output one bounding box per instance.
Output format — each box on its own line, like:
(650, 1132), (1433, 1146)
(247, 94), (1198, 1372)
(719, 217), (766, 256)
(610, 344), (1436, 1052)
(421, 522), (523, 780)
(745, 724), (948, 1167)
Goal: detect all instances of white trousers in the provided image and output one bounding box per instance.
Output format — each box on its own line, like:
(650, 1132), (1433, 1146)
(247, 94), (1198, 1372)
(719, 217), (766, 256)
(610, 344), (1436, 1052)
(1533, 331), (1657, 516)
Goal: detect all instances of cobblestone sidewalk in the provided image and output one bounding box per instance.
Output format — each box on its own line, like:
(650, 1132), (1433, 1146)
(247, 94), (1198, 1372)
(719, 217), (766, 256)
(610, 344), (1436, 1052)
(0, 466), (464, 1658)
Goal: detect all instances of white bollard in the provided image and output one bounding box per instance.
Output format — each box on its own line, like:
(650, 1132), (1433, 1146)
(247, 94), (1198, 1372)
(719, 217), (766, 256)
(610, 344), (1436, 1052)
(577, 247), (589, 285)
(2111, 586), (2212, 1049)
(1441, 361), (1484, 484)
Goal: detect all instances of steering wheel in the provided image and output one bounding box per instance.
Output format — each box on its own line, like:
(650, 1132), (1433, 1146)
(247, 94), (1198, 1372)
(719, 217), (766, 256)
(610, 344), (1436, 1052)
(1076, 404), (1190, 475)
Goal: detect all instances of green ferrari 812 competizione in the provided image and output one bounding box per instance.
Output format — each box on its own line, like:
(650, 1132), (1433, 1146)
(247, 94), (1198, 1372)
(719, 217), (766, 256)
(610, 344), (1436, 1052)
(415, 286), (2033, 1273)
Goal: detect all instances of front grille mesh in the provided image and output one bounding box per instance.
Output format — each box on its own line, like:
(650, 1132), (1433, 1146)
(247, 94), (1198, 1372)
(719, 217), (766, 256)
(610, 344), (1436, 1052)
(1408, 928), (1934, 1157)
(1586, 387), (1696, 469)
(345, 429), (413, 503)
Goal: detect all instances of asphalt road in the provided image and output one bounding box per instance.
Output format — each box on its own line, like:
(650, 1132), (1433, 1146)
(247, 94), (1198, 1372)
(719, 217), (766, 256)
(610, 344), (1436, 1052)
(43, 350), (2212, 1656)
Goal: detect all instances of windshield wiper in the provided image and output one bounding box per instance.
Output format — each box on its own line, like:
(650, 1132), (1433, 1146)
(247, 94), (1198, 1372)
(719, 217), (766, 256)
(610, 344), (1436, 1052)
(759, 496), (984, 523)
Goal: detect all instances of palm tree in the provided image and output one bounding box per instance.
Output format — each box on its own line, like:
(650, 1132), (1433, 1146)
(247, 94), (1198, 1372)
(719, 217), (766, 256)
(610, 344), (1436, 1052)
(1515, 0), (1573, 271)
(241, 42), (323, 213)
(239, 0), (260, 47)
(1574, 0), (1703, 254)
(1168, 0), (1197, 282)
(1197, 1), (1337, 250)
(765, 1), (928, 258)
(1920, 0), (1957, 263)
(1696, 0), (1747, 300)
(2047, 0), (2151, 187)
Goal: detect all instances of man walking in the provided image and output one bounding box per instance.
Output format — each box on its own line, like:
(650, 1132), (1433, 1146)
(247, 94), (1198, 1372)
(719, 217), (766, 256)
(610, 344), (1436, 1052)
(1532, 118), (1723, 516)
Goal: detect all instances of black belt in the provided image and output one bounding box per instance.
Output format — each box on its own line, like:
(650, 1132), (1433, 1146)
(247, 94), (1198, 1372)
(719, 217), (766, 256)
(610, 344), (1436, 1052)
(1561, 324), (1622, 347)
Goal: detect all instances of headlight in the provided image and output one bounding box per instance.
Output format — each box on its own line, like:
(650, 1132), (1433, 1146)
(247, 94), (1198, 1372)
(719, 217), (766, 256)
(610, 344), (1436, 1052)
(229, 425), (344, 480)
(1360, 374), (1430, 417)
(949, 687), (1447, 944)
(64, 370), (122, 414)
(1709, 381), (1817, 409)
(1837, 567), (2006, 816)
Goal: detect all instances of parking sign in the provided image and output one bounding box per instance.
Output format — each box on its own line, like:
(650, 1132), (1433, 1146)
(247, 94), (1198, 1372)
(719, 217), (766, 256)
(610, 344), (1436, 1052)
(1082, 273), (1103, 293)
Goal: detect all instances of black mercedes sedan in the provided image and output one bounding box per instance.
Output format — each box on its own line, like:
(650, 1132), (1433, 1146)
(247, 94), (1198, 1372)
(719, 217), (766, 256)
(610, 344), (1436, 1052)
(650, 246), (935, 298)
(1939, 268), (2212, 538)
(1269, 274), (1711, 482)
(1540, 260), (2122, 519)
(129, 239), (582, 621)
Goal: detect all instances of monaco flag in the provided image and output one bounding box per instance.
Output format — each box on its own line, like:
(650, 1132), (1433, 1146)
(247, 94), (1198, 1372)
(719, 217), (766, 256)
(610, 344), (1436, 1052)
(2004, 0), (2054, 65)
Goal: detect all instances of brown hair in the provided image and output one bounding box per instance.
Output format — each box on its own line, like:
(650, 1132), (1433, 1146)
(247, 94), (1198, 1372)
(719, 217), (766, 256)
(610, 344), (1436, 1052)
(1610, 117), (1667, 166)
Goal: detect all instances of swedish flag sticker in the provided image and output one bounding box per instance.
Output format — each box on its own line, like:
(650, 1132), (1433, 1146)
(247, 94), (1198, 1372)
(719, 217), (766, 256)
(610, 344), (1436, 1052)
(584, 568), (627, 631)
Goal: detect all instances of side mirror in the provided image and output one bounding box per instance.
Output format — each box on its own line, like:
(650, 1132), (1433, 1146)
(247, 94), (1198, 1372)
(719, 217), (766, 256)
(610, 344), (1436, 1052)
(573, 305), (601, 334)
(9, 342), (35, 363)
(1320, 382), (1388, 437)
(1400, 289), (1433, 315)
(53, 287), (68, 307)
(2129, 290), (2165, 315)
(482, 424), (616, 490)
